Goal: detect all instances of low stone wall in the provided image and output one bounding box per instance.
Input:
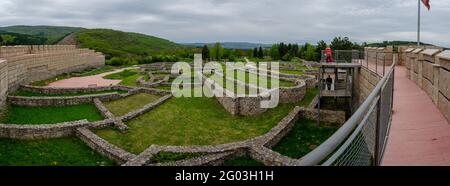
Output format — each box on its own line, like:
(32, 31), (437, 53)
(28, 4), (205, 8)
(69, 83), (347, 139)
(76, 127), (136, 164)
(201, 69), (308, 116)
(151, 151), (238, 166)
(278, 80), (306, 103)
(8, 93), (122, 107)
(0, 120), (90, 140)
(0, 59), (7, 108)
(120, 95), (173, 121)
(123, 107), (309, 166)
(94, 98), (114, 119)
(19, 84), (132, 95)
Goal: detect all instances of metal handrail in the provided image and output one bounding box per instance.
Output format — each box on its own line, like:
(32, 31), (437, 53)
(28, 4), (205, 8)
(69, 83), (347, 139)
(297, 58), (397, 166)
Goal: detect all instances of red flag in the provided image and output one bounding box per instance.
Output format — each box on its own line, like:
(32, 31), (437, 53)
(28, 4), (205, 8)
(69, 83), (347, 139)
(422, 0), (431, 10)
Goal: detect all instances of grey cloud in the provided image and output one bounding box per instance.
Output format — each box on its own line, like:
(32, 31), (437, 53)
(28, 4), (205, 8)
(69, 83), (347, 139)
(0, 0), (449, 46)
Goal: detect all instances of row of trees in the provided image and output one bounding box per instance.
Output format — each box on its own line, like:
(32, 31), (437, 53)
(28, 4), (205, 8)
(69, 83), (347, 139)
(106, 55), (180, 66)
(197, 37), (368, 63)
(105, 37), (367, 66)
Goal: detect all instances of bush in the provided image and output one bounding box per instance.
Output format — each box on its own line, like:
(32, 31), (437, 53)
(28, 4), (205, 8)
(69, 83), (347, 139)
(106, 57), (125, 66)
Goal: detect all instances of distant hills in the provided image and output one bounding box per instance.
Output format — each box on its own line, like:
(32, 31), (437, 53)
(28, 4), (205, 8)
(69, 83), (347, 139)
(182, 42), (272, 49)
(0, 31), (48, 45)
(0, 25), (84, 44)
(0, 25), (182, 58)
(75, 29), (181, 58)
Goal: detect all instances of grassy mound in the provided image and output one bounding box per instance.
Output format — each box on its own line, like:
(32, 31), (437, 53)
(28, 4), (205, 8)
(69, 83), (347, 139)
(0, 138), (115, 166)
(272, 118), (339, 159)
(0, 104), (104, 124)
(76, 29), (181, 58)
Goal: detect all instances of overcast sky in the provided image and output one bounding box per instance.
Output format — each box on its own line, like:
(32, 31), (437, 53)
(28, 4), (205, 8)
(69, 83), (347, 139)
(1, 0), (449, 46)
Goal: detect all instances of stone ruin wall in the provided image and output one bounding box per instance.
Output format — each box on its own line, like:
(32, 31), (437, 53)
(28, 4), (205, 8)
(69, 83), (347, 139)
(355, 66), (382, 107)
(0, 45), (105, 109)
(402, 47), (450, 122)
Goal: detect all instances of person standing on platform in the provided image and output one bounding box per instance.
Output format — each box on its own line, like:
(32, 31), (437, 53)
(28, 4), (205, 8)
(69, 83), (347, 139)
(325, 47), (334, 63)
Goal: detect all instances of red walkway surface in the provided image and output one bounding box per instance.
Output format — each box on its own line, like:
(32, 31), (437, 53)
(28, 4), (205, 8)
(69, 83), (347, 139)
(382, 66), (450, 166)
(46, 67), (135, 88)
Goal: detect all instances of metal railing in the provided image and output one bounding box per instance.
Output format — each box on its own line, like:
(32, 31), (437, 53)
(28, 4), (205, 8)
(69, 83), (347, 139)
(321, 50), (364, 63)
(299, 55), (396, 166)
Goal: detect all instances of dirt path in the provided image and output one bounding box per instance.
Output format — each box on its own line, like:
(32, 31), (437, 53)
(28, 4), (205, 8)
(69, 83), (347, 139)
(46, 67), (137, 88)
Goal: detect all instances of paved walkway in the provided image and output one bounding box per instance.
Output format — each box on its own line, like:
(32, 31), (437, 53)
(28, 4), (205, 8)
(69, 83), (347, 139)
(382, 66), (450, 166)
(46, 67), (137, 88)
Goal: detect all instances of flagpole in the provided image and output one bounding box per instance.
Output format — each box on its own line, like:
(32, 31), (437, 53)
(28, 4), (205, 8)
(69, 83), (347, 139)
(418, 0), (421, 46)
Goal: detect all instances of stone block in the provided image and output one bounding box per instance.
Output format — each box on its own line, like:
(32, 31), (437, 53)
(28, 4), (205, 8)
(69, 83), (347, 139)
(438, 93), (450, 123)
(439, 68), (450, 99)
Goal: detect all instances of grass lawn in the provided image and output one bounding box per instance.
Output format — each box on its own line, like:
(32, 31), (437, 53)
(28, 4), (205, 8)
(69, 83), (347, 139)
(222, 155), (264, 166)
(0, 138), (116, 166)
(12, 89), (127, 97)
(221, 69), (296, 88)
(95, 88), (319, 154)
(104, 69), (141, 87)
(74, 66), (116, 76)
(280, 70), (304, 75)
(299, 88), (318, 107)
(103, 93), (162, 116)
(0, 104), (104, 124)
(272, 118), (340, 159)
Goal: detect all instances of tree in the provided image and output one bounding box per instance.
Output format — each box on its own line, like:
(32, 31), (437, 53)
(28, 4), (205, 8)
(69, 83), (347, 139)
(258, 47), (264, 59)
(270, 44), (280, 60)
(202, 45), (210, 61)
(303, 44), (317, 61)
(253, 48), (258, 58)
(0, 35), (16, 45)
(330, 37), (353, 50)
(210, 42), (223, 61)
(316, 40), (327, 61)
(234, 49), (246, 58)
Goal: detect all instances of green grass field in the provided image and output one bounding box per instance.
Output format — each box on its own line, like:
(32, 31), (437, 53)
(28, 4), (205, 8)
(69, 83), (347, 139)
(272, 118), (340, 159)
(222, 155), (264, 166)
(280, 70), (304, 75)
(0, 104), (104, 124)
(74, 66), (116, 76)
(95, 88), (318, 154)
(12, 89), (127, 97)
(103, 93), (162, 116)
(104, 69), (141, 87)
(0, 138), (115, 166)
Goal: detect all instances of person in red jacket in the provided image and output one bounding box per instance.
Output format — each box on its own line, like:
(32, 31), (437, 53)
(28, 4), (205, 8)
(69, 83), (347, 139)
(325, 47), (334, 63)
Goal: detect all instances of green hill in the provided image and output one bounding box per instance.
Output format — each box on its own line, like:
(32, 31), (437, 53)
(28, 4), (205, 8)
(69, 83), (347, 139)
(0, 31), (48, 45)
(0, 25), (84, 44)
(75, 29), (182, 58)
